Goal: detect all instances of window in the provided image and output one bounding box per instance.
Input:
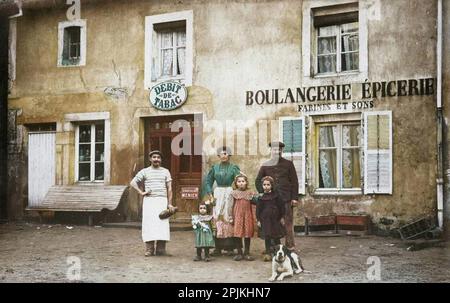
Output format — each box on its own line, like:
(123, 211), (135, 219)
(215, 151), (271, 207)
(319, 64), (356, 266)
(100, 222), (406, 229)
(157, 26), (186, 79)
(63, 26), (81, 64)
(316, 22), (359, 74)
(145, 11), (193, 88)
(58, 20), (86, 67)
(76, 122), (105, 182)
(317, 122), (361, 190)
(302, 1), (368, 85)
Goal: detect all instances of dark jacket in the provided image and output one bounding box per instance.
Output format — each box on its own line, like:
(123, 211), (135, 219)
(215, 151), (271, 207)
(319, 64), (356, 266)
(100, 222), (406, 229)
(255, 157), (299, 202)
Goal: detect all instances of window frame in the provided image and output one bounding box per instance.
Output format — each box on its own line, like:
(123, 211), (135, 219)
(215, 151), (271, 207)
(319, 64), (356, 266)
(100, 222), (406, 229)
(315, 22), (359, 75)
(65, 112), (111, 185)
(315, 121), (362, 193)
(157, 29), (186, 81)
(301, 0), (368, 86)
(145, 10), (193, 89)
(75, 122), (105, 183)
(57, 19), (86, 67)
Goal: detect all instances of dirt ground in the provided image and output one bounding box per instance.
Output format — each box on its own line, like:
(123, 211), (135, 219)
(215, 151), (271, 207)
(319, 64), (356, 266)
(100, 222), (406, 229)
(0, 222), (449, 283)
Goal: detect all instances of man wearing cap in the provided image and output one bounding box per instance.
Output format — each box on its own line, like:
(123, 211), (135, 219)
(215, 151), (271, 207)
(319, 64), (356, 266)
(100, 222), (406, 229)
(130, 150), (175, 256)
(255, 141), (299, 251)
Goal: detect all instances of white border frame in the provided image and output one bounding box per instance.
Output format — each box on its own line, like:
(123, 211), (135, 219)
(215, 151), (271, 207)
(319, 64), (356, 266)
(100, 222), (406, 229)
(145, 10), (193, 89)
(57, 19), (87, 67)
(301, 0), (368, 86)
(65, 112), (111, 184)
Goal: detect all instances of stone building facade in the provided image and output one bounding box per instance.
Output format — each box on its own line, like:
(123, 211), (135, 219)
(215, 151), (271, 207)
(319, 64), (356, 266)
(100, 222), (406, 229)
(4, 0), (449, 235)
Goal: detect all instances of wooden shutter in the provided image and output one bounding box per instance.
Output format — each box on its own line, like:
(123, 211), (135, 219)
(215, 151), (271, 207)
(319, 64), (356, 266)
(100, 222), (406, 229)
(363, 111), (392, 194)
(280, 117), (306, 195)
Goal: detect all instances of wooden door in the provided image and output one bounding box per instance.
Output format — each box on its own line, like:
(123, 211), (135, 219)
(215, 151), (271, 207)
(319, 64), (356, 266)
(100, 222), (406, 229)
(145, 114), (202, 219)
(28, 132), (56, 207)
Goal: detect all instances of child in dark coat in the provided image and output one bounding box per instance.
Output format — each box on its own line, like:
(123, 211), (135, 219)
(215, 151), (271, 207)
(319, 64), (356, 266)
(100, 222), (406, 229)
(256, 176), (286, 262)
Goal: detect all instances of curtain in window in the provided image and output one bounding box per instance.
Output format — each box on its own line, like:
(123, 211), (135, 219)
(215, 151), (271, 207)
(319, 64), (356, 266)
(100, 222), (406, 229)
(176, 32), (186, 75)
(342, 125), (361, 188)
(319, 126), (337, 188)
(161, 32), (173, 76)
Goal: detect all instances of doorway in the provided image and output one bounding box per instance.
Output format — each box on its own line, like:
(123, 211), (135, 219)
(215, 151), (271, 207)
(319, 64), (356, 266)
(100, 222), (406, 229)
(144, 114), (202, 219)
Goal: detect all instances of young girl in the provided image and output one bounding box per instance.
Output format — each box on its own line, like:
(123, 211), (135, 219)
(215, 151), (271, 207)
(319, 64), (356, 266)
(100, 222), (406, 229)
(230, 174), (256, 261)
(192, 202), (215, 262)
(256, 176), (285, 262)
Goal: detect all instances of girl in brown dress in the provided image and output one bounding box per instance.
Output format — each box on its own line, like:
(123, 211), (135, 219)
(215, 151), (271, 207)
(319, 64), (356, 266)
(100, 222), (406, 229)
(230, 174), (256, 261)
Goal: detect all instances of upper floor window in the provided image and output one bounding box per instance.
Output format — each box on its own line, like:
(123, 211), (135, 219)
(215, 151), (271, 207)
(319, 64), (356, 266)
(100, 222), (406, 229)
(316, 21), (359, 74)
(58, 20), (86, 67)
(145, 11), (193, 89)
(302, 1), (367, 85)
(157, 25), (186, 79)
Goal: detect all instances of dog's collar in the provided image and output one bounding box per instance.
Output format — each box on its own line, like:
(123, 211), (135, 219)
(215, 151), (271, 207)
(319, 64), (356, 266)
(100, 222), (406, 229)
(274, 257), (285, 264)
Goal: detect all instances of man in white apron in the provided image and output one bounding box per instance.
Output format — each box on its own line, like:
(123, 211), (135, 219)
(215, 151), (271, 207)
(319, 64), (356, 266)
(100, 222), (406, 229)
(130, 150), (175, 256)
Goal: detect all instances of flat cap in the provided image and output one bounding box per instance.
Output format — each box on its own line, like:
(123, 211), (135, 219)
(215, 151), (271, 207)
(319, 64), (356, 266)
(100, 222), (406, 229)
(148, 150), (163, 157)
(268, 141), (285, 148)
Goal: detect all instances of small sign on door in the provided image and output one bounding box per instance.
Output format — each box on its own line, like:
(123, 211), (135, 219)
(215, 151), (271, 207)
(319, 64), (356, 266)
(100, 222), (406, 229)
(181, 186), (199, 200)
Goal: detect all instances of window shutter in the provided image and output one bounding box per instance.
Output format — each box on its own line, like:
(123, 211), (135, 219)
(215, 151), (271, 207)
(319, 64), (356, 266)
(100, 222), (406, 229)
(363, 111), (392, 194)
(280, 117), (306, 195)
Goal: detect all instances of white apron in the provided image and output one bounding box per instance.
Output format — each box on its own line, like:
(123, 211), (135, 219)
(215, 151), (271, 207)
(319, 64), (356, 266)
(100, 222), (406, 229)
(142, 196), (170, 242)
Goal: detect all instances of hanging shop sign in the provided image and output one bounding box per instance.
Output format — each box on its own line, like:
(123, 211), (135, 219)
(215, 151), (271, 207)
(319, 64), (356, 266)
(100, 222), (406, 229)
(245, 77), (436, 113)
(149, 81), (187, 111)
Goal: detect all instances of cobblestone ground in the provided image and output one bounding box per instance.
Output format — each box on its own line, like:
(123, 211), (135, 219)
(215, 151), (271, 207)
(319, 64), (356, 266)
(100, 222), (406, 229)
(0, 222), (449, 283)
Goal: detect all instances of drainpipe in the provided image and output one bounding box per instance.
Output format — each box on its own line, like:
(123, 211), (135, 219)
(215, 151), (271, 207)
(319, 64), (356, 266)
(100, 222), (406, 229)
(436, 0), (444, 230)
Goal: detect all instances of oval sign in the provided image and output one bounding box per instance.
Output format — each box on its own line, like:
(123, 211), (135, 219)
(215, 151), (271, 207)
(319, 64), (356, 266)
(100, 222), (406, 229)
(149, 81), (187, 111)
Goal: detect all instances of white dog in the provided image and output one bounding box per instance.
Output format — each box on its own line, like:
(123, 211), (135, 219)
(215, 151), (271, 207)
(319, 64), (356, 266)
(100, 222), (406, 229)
(269, 244), (304, 282)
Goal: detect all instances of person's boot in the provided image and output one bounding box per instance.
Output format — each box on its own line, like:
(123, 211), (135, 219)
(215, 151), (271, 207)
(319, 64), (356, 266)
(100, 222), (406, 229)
(193, 248), (202, 261)
(156, 241), (172, 256)
(144, 241), (155, 257)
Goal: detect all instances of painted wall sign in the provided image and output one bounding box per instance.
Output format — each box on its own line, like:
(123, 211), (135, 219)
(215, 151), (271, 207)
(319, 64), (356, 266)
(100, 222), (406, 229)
(149, 81), (187, 111)
(181, 186), (199, 200)
(245, 77), (436, 108)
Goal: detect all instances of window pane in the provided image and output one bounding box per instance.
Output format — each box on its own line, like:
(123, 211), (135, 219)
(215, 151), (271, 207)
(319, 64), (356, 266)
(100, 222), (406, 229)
(79, 125), (91, 143)
(67, 26), (80, 43)
(161, 32), (172, 48)
(177, 31), (186, 47)
(341, 52), (359, 71)
(162, 49), (173, 76)
(318, 37), (336, 54)
(95, 144), (104, 161)
(318, 55), (336, 73)
(79, 144), (91, 162)
(95, 124), (104, 142)
(342, 149), (361, 188)
(95, 163), (104, 181)
(319, 126), (337, 147)
(177, 47), (185, 75)
(341, 22), (358, 33)
(79, 163), (90, 181)
(341, 33), (358, 52)
(342, 125), (361, 147)
(319, 150), (337, 188)
(318, 25), (336, 36)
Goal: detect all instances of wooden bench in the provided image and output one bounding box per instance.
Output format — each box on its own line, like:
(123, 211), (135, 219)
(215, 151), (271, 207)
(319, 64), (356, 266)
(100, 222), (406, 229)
(26, 185), (128, 225)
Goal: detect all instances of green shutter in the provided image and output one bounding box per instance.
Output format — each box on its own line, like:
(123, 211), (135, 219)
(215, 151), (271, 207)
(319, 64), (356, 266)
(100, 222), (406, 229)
(283, 119), (303, 153)
(280, 117), (306, 195)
